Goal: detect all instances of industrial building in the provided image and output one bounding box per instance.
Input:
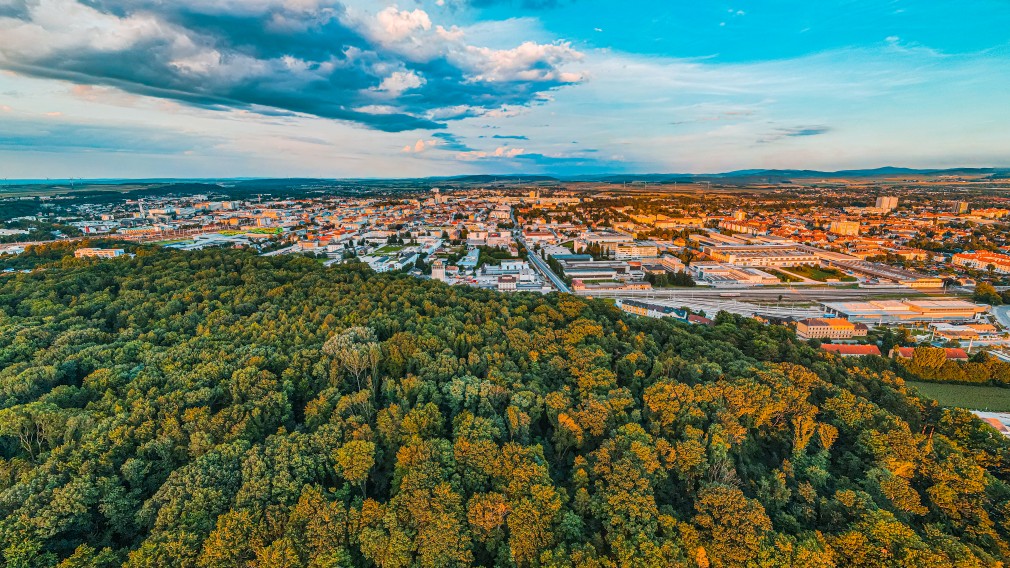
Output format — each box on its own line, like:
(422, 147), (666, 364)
(821, 299), (987, 325)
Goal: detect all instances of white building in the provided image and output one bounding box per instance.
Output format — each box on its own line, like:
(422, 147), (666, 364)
(432, 259), (446, 282)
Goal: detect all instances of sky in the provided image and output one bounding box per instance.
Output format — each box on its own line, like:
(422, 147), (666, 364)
(0, 0), (1008, 178)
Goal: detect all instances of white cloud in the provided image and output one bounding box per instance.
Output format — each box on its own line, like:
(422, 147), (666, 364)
(402, 138), (441, 153)
(456, 146), (525, 160)
(374, 6), (432, 42)
(375, 70), (425, 94)
(459, 41), (583, 83)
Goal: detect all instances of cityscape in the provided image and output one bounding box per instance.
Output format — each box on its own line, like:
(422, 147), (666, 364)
(7, 175), (1010, 346)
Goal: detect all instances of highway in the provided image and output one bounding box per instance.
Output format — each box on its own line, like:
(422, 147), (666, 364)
(514, 231), (570, 293)
(527, 246), (571, 293)
(993, 305), (1010, 329)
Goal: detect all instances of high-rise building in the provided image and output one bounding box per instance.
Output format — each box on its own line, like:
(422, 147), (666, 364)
(953, 201), (970, 214)
(875, 196), (899, 211)
(431, 259), (446, 282)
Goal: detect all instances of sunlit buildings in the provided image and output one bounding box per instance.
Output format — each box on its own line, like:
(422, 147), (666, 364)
(952, 251), (1010, 274)
(821, 299), (987, 325)
(74, 248), (125, 258)
(795, 318), (868, 340)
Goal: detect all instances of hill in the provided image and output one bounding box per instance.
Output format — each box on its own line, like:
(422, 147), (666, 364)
(0, 245), (1008, 567)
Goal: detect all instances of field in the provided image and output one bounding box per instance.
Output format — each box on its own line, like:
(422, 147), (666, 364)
(763, 268), (802, 283)
(906, 380), (1010, 412)
(783, 265), (858, 282)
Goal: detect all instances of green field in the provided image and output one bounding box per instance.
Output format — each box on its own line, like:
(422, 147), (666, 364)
(907, 380), (1010, 412)
(783, 265), (858, 282)
(763, 268), (802, 283)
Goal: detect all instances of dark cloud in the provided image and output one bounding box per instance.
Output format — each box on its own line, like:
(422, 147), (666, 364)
(0, 117), (220, 154)
(758, 125), (832, 144)
(492, 134), (529, 140)
(785, 126), (831, 137)
(0, 1), (582, 132)
(431, 132), (473, 151)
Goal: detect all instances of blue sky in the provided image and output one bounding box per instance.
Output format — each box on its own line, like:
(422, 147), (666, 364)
(0, 0), (1007, 178)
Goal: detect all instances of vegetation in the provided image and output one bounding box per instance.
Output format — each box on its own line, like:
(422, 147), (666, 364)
(644, 270), (696, 288)
(763, 268), (802, 283)
(907, 381), (1010, 412)
(898, 346), (1010, 386)
(0, 245), (1009, 567)
(782, 265), (857, 283)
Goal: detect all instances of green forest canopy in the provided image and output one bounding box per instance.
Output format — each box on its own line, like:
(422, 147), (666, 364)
(0, 245), (1008, 567)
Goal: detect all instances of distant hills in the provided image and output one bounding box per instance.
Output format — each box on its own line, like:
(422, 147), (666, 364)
(4, 168), (1009, 196)
(563, 167), (1010, 184)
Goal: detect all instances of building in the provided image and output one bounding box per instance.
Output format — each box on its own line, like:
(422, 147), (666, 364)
(795, 318), (868, 340)
(616, 299), (688, 320)
(497, 275), (517, 292)
(718, 219), (767, 235)
(876, 196), (899, 211)
(431, 259), (446, 282)
(892, 347), (969, 361)
(74, 248), (125, 258)
(822, 299), (988, 325)
(828, 221), (860, 236)
(953, 201), (970, 214)
(689, 263), (781, 286)
(706, 245), (820, 268)
(613, 242), (659, 260)
(952, 251), (1010, 274)
(820, 344), (882, 357)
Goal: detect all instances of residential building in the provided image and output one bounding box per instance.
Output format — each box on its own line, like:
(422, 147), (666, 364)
(952, 251), (1010, 274)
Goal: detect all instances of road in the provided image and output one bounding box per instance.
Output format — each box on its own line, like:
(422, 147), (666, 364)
(526, 246), (571, 293)
(993, 305), (1010, 329)
(514, 231), (570, 293)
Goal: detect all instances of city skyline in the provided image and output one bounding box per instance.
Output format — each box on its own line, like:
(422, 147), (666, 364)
(1, 0), (1009, 178)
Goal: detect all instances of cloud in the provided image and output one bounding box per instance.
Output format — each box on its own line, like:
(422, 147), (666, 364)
(492, 134), (529, 140)
(375, 70), (425, 95)
(757, 125), (833, 143)
(431, 131), (473, 151)
(784, 126), (831, 137)
(456, 145), (525, 160)
(0, 0), (585, 131)
(402, 138), (440, 153)
(450, 0), (571, 9)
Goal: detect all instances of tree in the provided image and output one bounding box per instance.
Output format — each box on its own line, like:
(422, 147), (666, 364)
(333, 440), (376, 495)
(323, 327), (382, 395)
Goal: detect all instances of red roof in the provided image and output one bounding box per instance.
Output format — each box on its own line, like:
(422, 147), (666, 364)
(983, 417), (1010, 434)
(894, 347), (969, 360)
(821, 344), (881, 356)
(688, 314), (713, 325)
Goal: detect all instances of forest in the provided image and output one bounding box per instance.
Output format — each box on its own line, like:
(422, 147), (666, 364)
(0, 244), (1008, 567)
